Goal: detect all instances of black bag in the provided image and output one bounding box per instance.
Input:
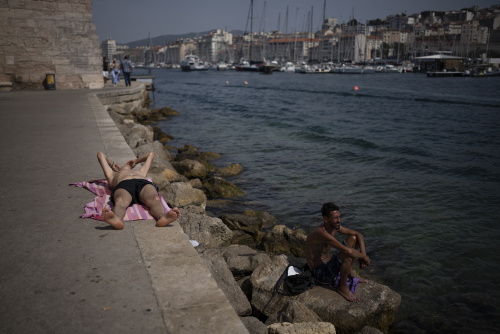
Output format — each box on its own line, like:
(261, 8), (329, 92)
(263, 264), (315, 310)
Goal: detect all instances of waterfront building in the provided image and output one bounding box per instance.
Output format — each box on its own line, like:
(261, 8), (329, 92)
(101, 38), (116, 59)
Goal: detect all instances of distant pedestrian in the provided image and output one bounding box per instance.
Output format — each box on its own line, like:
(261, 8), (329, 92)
(111, 58), (120, 86)
(121, 56), (133, 87)
(102, 57), (109, 84)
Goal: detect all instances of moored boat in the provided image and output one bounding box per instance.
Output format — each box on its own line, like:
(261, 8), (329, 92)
(180, 55), (209, 71)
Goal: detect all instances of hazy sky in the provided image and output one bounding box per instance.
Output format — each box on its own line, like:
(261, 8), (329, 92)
(92, 0), (499, 44)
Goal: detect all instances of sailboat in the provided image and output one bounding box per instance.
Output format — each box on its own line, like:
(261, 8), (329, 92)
(236, 0), (261, 72)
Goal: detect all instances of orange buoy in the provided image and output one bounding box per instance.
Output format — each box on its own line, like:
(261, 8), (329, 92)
(244, 81), (248, 85)
(353, 85), (359, 91)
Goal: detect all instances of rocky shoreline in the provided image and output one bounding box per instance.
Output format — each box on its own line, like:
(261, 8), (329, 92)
(105, 101), (401, 334)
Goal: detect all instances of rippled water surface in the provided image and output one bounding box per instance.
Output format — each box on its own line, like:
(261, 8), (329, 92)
(139, 68), (500, 333)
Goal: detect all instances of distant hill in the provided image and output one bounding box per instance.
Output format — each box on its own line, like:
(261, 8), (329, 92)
(126, 30), (245, 48)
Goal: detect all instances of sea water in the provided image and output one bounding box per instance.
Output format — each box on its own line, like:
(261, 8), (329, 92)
(138, 67), (500, 333)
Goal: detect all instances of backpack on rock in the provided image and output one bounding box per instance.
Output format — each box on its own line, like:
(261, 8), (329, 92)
(263, 264), (316, 310)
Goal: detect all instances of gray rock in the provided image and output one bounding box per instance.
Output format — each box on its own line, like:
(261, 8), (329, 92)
(160, 182), (207, 208)
(268, 322), (336, 334)
(261, 225), (307, 258)
(220, 244), (271, 277)
(171, 159), (207, 179)
(199, 248), (252, 316)
(250, 255), (401, 334)
(179, 205), (207, 216)
(177, 212), (233, 248)
(133, 140), (175, 162)
(202, 176), (245, 198)
(357, 326), (383, 334)
(176, 144), (201, 161)
(123, 123), (154, 148)
(265, 300), (322, 325)
(161, 168), (189, 183)
(146, 172), (170, 191)
(217, 163), (243, 177)
(189, 178), (203, 189)
(240, 316), (268, 334)
(243, 210), (278, 229)
(236, 276), (252, 301)
(220, 214), (265, 246)
(107, 104), (128, 115)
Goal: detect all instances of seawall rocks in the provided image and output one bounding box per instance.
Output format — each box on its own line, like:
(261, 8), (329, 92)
(105, 100), (401, 334)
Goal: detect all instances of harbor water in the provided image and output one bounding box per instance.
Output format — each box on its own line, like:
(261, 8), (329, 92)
(139, 68), (500, 333)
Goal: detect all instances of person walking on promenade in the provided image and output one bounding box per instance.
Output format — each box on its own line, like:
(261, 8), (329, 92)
(121, 56), (133, 87)
(110, 58), (120, 86)
(97, 151), (181, 230)
(304, 202), (370, 302)
(102, 57), (110, 84)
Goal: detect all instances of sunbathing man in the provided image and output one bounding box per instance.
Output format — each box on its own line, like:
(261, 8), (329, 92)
(97, 151), (181, 230)
(304, 202), (370, 302)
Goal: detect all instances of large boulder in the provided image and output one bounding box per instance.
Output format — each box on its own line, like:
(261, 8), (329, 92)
(146, 172), (170, 191)
(123, 123), (154, 148)
(217, 163), (243, 177)
(220, 214), (265, 246)
(219, 245), (271, 278)
(171, 159), (207, 179)
(162, 168), (189, 183)
(199, 248), (252, 316)
(203, 176), (245, 198)
(268, 322), (336, 334)
(133, 141), (175, 162)
(250, 255), (401, 334)
(243, 210), (278, 229)
(153, 127), (174, 143)
(176, 144), (201, 161)
(177, 212), (233, 248)
(261, 225), (307, 258)
(240, 317), (268, 334)
(265, 300), (322, 325)
(160, 182), (206, 208)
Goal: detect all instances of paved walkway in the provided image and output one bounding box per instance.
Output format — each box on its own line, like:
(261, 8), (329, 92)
(0, 84), (247, 334)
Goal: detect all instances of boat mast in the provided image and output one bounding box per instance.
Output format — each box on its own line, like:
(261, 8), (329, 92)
(250, 0), (253, 62)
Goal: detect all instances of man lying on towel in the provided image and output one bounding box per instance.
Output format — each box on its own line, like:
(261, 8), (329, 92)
(97, 151), (181, 230)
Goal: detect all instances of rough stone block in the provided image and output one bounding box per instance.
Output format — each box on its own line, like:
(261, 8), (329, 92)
(5, 55), (15, 65)
(57, 3), (72, 12)
(13, 8), (34, 19)
(51, 57), (70, 65)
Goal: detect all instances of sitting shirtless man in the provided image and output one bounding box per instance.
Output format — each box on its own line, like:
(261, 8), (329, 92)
(97, 151), (181, 230)
(304, 202), (370, 302)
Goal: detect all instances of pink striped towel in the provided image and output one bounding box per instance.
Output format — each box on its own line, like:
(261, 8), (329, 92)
(70, 179), (170, 221)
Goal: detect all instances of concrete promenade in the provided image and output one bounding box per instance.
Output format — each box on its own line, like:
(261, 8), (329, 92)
(0, 83), (248, 334)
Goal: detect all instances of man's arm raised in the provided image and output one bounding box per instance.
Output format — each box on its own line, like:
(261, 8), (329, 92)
(97, 152), (116, 184)
(127, 152), (154, 177)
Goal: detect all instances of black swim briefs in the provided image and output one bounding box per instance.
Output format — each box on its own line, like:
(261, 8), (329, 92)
(110, 179), (159, 207)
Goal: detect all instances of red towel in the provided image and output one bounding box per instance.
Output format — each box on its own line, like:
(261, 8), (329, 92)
(70, 179), (170, 221)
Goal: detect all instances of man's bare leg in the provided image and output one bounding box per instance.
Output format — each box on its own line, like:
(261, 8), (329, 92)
(345, 235), (368, 283)
(336, 256), (360, 302)
(139, 185), (180, 227)
(102, 189), (131, 230)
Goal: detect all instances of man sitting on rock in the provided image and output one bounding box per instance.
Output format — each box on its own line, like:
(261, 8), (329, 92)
(97, 151), (180, 230)
(304, 202), (370, 302)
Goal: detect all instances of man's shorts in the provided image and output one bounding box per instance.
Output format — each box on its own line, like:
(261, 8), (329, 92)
(110, 179), (159, 207)
(313, 256), (341, 284)
(103, 71), (108, 78)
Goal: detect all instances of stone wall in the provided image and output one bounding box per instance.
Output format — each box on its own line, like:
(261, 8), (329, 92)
(0, 0), (103, 90)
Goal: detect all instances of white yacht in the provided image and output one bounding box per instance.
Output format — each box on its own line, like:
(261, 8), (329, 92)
(180, 55), (209, 71)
